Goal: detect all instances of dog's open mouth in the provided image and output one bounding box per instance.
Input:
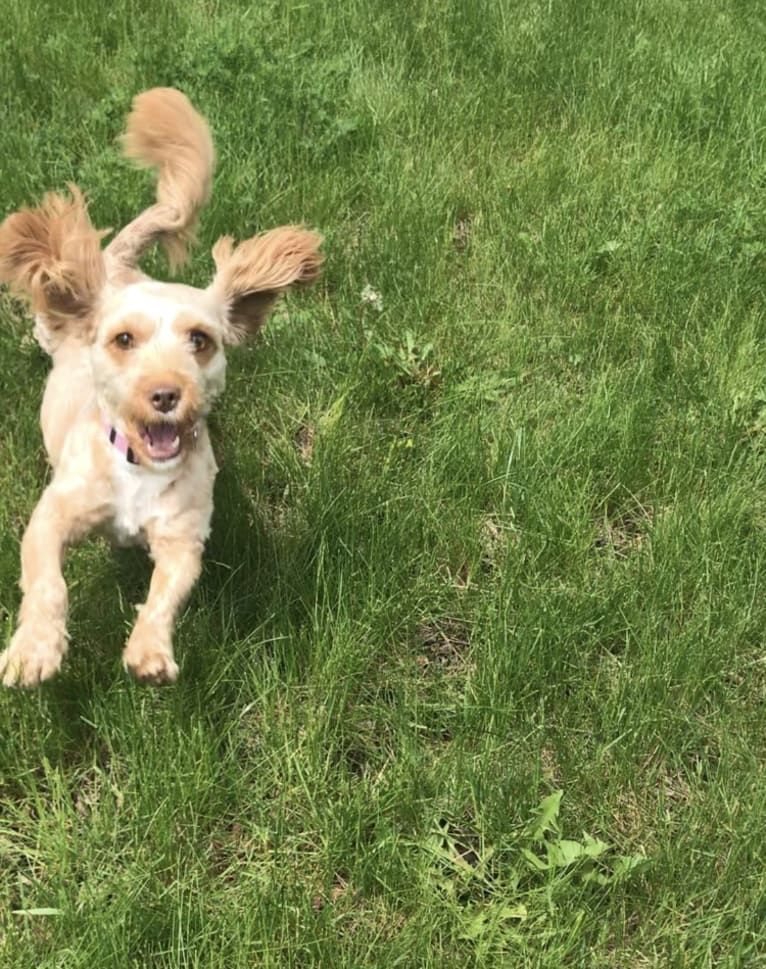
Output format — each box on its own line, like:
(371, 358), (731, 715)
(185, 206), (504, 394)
(140, 422), (182, 462)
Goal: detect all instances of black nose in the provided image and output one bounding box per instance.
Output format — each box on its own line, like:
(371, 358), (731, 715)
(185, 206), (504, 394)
(150, 386), (180, 414)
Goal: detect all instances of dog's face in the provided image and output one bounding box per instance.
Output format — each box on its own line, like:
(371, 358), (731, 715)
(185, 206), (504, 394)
(0, 91), (323, 471)
(92, 281), (227, 467)
(0, 188), (323, 469)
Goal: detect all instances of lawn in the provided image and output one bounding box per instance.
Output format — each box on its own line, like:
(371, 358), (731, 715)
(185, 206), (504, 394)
(2, 0), (766, 964)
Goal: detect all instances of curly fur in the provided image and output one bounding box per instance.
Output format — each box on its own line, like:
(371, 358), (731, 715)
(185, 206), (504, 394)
(0, 88), (323, 687)
(0, 185), (107, 333)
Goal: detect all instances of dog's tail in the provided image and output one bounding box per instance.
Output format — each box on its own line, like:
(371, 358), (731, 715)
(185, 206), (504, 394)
(105, 88), (215, 274)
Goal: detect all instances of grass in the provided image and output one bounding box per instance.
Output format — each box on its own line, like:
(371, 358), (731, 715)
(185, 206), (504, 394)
(2, 0), (766, 964)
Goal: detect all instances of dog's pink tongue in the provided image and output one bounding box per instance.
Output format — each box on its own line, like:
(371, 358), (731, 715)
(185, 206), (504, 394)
(146, 423), (180, 460)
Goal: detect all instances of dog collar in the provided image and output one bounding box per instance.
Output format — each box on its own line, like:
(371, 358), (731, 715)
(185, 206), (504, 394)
(102, 417), (139, 465)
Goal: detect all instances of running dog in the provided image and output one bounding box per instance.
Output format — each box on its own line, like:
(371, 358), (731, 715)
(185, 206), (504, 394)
(0, 88), (323, 686)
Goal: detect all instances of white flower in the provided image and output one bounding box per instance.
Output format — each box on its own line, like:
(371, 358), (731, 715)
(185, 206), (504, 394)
(360, 284), (383, 312)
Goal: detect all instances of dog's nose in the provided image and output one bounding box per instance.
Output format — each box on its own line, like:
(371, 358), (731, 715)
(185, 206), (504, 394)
(150, 386), (181, 414)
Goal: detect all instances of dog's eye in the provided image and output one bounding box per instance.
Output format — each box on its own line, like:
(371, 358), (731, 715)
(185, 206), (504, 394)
(114, 332), (134, 350)
(189, 330), (210, 353)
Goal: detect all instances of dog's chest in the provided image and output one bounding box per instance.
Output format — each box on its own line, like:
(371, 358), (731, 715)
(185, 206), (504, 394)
(108, 461), (179, 545)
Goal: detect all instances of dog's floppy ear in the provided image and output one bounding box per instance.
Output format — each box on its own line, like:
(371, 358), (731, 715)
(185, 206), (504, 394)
(0, 185), (106, 331)
(209, 226), (323, 343)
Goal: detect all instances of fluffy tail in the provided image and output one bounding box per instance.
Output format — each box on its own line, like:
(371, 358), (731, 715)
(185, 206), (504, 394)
(105, 88), (215, 273)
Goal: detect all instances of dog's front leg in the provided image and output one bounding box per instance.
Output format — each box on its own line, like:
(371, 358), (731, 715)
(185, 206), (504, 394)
(0, 487), (87, 687)
(123, 534), (203, 685)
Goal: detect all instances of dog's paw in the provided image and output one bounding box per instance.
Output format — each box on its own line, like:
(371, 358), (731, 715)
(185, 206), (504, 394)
(0, 621), (67, 687)
(123, 634), (179, 686)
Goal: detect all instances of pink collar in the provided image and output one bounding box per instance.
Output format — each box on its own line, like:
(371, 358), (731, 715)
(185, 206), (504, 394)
(102, 417), (139, 465)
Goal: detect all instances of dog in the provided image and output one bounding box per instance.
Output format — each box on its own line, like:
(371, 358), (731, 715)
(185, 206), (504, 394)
(0, 88), (323, 687)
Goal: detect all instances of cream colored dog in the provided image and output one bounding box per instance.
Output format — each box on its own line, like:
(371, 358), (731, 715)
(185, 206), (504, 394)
(0, 88), (323, 687)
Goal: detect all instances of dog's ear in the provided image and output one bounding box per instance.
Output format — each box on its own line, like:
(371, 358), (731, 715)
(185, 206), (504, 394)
(0, 185), (107, 332)
(209, 226), (323, 343)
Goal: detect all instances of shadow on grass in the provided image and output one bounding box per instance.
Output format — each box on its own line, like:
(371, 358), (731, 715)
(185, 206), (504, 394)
(1, 453), (322, 780)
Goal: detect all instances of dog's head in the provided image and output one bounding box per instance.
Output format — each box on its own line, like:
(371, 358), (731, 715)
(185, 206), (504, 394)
(0, 89), (323, 469)
(89, 226), (322, 467)
(0, 193), (322, 467)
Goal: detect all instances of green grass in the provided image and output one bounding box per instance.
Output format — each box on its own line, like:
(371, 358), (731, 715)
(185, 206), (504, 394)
(2, 0), (766, 964)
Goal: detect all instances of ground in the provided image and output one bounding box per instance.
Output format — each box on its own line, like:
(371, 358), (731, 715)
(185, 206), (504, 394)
(1, 0), (766, 965)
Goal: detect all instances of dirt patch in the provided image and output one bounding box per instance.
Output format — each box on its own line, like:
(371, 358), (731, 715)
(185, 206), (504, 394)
(595, 503), (653, 559)
(453, 211), (474, 252)
(294, 421), (315, 464)
(415, 617), (472, 675)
